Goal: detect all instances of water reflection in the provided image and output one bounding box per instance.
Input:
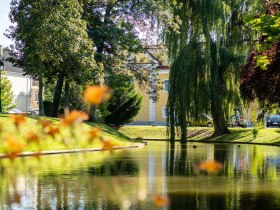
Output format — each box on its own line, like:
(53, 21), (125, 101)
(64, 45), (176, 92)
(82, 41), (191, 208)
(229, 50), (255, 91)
(88, 157), (139, 176)
(1, 142), (280, 209)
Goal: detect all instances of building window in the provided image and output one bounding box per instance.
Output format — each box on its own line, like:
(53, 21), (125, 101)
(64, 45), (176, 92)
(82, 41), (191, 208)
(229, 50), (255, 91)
(35, 91), (39, 102)
(163, 80), (169, 92)
(163, 107), (168, 118)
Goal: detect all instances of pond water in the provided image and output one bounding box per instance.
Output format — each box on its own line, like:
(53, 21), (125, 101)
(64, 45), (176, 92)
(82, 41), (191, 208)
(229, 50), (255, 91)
(1, 141), (280, 210)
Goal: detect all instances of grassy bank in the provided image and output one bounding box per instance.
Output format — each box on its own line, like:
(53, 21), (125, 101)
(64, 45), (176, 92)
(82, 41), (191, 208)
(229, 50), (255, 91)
(201, 128), (280, 145)
(117, 125), (280, 145)
(0, 114), (135, 154)
(117, 125), (213, 140)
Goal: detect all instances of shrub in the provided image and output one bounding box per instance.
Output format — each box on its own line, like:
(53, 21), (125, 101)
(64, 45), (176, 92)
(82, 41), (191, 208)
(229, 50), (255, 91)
(100, 74), (142, 126)
(1, 73), (16, 112)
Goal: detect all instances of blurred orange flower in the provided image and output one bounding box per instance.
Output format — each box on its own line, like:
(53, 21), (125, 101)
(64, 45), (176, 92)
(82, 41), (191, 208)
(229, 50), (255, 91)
(9, 114), (26, 129)
(83, 85), (112, 106)
(61, 110), (89, 126)
(152, 195), (170, 207)
(45, 126), (60, 138)
(25, 131), (40, 144)
(88, 128), (101, 143)
(4, 135), (26, 159)
(198, 160), (223, 174)
(101, 138), (115, 152)
(39, 119), (52, 129)
(13, 191), (21, 204)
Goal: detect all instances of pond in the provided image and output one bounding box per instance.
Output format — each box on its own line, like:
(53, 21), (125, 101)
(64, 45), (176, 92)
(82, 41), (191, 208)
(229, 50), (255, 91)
(1, 141), (280, 209)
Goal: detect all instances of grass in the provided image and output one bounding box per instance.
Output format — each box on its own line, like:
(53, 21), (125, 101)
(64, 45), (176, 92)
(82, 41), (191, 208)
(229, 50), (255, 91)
(0, 114), (135, 154)
(203, 127), (280, 145)
(117, 125), (280, 145)
(117, 125), (212, 140)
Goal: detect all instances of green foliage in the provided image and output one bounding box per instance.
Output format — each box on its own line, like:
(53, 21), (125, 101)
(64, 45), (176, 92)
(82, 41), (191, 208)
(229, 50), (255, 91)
(250, 111), (258, 125)
(100, 74), (142, 126)
(8, 0), (96, 82)
(250, 111), (263, 139)
(252, 122), (264, 139)
(83, 0), (156, 86)
(7, 0), (97, 116)
(255, 55), (270, 70)
(161, 0), (262, 141)
(44, 82), (86, 112)
(1, 73), (16, 112)
(250, 13), (280, 43)
(240, 3), (280, 107)
(248, 6), (280, 69)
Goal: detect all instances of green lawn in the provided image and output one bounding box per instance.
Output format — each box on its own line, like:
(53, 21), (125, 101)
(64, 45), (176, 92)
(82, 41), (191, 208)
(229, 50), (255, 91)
(117, 125), (212, 140)
(204, 127), (280, 145)
(117, 125), (280, 145)
(0, 114), (135, 154)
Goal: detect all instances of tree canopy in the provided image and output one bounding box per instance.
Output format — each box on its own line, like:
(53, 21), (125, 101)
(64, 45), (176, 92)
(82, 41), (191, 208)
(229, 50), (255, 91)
(158, 0), (262, 142)
(7, 0), (96, 116)
(240, 1), (280, 109)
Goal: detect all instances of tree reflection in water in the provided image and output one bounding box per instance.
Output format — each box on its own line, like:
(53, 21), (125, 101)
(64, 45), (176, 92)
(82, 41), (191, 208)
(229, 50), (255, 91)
(2, 142), (280, 209)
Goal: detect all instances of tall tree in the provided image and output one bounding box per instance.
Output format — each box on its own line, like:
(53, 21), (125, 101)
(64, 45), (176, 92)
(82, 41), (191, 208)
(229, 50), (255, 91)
(82, 0), (159, 121)
(240, 1), (280, 108)
(7, 0), (96, 116)
(159, 0), (262, 142)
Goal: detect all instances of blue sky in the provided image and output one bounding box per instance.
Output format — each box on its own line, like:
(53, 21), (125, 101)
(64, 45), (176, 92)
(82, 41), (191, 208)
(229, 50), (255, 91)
(0, 0), (13, 47)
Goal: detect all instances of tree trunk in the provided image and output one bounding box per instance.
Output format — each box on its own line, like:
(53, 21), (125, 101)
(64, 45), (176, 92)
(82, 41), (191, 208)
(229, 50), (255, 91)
(179, 100), (187, 143)
(168, 104), (176, 143)
(209, 40), (230, 136)
(38, 76), (44, 116)
(64, 81), (70, 115)
(89, 105), (98, 122)
(87, 2), (114, 122)
(52, 72), (64, 117)
(211, 96), (230, 136)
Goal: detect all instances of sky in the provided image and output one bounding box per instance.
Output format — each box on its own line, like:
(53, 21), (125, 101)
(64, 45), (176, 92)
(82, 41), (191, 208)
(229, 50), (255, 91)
(0, 0), (13, 48)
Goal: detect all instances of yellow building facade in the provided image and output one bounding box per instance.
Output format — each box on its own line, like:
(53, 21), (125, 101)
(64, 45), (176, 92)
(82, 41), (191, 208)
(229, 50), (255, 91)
(132, 48), (259, 126)
(134, 67), (170, 124)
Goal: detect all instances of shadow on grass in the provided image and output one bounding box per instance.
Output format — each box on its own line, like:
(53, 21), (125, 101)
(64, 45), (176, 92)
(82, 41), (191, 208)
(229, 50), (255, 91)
(202, 130), (253, 142)
(275, 130), (280, 134)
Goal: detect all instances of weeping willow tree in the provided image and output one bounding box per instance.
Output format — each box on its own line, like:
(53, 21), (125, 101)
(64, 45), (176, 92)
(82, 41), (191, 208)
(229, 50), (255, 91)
(160, 0), (262, 143)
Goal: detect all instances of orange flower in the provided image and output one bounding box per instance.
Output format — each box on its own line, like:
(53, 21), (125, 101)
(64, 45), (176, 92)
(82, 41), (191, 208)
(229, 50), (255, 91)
(4, 135), (26, 159)
(13, 191), (21, 204)
(61, 110), (89, 126)
(153, 195), (170, 207)
(101, 138), (115, 152)
(83, 85), (112, 106)
(45, 126), (60, 138)
(198, 160), (223, 174)
(39, 119), (52, 129)
(88, 128), (101, 143)
(9, 114), (26, 129)
(25, 131), (40, 144)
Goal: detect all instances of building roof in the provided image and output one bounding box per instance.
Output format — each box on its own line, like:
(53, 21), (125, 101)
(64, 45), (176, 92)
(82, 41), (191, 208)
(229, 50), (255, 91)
(2, 49), (24, 74)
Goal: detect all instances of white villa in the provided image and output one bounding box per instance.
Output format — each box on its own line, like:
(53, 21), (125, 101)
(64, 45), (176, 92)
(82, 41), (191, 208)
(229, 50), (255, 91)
(0, 45), (39, 113)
